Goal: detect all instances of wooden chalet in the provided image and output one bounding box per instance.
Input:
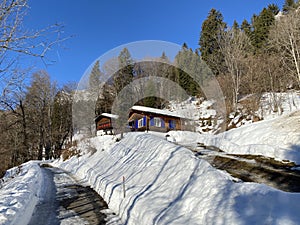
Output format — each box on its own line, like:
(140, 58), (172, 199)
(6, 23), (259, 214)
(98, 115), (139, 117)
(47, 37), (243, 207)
(128, 106), (186, 132)
(95, 113), (119, 135)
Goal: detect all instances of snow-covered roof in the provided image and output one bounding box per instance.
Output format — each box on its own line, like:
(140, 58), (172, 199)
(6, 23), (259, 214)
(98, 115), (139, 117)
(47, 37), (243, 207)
(101, 113), (119, 119)
(131, 105), (184, 118)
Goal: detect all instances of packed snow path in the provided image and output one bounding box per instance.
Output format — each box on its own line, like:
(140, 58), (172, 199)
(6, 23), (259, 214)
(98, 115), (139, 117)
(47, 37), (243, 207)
(185, 144), (300, 192)
(204, 150), (300, 192)
(28, 165), (110, 225)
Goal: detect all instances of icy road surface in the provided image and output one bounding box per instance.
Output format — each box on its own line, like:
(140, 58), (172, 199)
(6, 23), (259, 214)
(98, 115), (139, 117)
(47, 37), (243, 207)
(28, 165), (111, 225)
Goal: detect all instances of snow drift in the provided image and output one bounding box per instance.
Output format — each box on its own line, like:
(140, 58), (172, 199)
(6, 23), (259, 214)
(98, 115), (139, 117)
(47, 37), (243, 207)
(0, 161), (42, 225)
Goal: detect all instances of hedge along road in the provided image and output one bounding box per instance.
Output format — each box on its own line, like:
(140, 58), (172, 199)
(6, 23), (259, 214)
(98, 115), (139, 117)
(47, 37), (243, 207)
(27, 164), (120, 225)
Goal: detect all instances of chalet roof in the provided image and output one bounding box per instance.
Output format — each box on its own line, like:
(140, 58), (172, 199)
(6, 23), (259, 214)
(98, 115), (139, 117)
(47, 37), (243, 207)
(101, 113), (119, 119)
(131, 105), (183, 118)
(95, 113), (119, 122)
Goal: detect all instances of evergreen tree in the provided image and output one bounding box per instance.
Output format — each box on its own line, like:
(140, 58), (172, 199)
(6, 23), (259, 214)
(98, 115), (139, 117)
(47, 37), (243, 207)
(114, 48), (134, 94)
(113, 48), (134, 137)
(268, 4), (280, 15)
(175, 44), (210, 96)
(158, 51), (175, 82)
(51, 89), (72, 158)
(251, 6), (276, 51)
(144, 79), (157, 108)
(199, 8), (227, 75)
(160, 51), (168, 61)
(283, 0), (296, 13)
(241, 19), (252, 38)
(233, 20), (239, 31)
(89, 60), (102, 93)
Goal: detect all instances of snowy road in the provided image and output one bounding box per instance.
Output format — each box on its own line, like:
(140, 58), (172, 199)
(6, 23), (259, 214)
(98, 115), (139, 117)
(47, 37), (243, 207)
(191, 146), (300, 192)
(28, 165), (110, 225)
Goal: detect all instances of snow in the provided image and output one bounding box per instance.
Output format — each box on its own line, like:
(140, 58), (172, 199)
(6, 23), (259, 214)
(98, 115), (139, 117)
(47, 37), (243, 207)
(168, 110), (300, 164)
(168, 97), (223, 133)
(101, 113), (119, 119)
(258, 92), (300, 120)
(51, 132), (300, 225)
(131, 105), (184, 118)
(0, 161), (42, 225)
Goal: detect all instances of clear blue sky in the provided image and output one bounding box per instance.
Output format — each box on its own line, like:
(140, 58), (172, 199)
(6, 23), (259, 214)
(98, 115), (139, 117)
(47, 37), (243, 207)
(25, 0), (285, 85)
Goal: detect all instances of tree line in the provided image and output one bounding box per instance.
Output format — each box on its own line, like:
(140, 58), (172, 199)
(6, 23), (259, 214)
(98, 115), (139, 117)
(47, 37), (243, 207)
(199, 0), (300, 114)
(92, 0), (300, 120)
(0, 71), (74, 176)
(0, 0), (70, 176)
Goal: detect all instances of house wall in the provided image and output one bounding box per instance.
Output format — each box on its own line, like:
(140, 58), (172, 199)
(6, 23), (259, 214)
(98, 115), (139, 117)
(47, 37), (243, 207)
(96, 117), (112, 131)
(148, 115), (181, 132)
(129, 112), (182, 132)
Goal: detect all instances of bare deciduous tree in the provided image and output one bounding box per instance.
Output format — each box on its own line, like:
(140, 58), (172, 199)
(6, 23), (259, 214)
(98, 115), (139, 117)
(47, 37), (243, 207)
(269, 10), (300, 87)
(0, 0), (69, 93)
(218, 27), (251, 110)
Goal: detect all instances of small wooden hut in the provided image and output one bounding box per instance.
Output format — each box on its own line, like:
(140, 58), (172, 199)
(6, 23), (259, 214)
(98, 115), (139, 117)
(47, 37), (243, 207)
(95, 113), (119, 135)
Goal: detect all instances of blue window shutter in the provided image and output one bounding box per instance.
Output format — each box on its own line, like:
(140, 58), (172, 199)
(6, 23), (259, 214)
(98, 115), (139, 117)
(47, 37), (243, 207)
(169, 120), (174, 129)
(150, 116), (154, 126)
(135, 120), (138, 129)
(143, 116), (146, 126)
(161, 118), (165, 128)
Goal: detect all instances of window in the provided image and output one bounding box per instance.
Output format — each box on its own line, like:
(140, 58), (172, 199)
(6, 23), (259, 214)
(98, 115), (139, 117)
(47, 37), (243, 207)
(138, 117), (146, 128)
(138, 118), (144, 128)
(154, 117), (162, 127)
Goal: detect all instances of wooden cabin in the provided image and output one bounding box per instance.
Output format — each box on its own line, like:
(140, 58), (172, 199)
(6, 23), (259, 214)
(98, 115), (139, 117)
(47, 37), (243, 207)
(128, 106), (185, 132)
(95, 113), (119, 135)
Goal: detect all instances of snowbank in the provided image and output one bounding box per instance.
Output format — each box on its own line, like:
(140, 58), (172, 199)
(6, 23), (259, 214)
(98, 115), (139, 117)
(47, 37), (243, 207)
(54, 133), (300, 225)
(0, 161), (42, 225)
(169, 110), (300, 164)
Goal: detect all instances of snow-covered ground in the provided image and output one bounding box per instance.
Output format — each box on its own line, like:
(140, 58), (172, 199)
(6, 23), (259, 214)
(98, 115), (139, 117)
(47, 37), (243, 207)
(169, 110), (300, 164)
(168, 92), (300, 133)
(50, 131), (300, 225)
(258, 92), (300, 120)
(0, 161), (42, 225)
(1, 127), (300, 224)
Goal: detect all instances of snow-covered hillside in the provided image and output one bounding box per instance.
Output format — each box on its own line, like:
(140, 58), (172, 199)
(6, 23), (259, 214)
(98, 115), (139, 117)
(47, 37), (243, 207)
(168, 92), (300, 132)
(51, 131), (300, 225)
(168, 110), (300, 164)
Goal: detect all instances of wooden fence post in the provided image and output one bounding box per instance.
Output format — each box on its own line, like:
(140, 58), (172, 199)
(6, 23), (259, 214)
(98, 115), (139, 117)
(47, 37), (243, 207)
(123, 176), (126, 198)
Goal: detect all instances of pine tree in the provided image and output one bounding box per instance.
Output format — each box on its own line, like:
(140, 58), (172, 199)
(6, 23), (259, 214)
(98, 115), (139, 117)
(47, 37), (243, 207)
(251, 6), (277, 51)
(175, 44), (209, 96)
(89, 60), (102, 92)
(199, 8), (227, 75)
(241, 19), (252, 38)
(268, 3), (280, 15)
(114, 48), (134, 94)
(144, 79), (157, 108)
(233, 20), (239, 31)
(283, 0), (296, 13)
